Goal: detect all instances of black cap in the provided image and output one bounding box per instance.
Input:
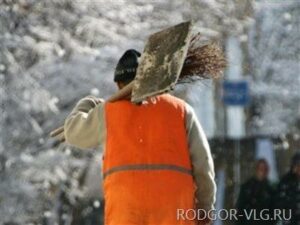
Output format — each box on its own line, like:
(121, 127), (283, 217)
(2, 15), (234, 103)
(114, 49), (141, 82)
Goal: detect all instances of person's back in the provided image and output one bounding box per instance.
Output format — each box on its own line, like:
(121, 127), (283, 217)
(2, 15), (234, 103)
(103, 94), (195, 224)
(64, 49), (216, 225)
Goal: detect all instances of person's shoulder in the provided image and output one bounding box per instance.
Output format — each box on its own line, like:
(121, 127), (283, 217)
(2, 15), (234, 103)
(242, 177), (256, 188)
(280, 171), (293, 181)
(158, 94), (188, 108)
(104, 99), (132, 108)
(159, 93), (184, 102)
(161, 94), (196, 112)
(276, 172), (296, 190)
(280, 172), (294, 182)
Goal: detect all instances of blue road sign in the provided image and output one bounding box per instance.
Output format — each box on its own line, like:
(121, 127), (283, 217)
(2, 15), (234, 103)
(222, 80), (249, 106)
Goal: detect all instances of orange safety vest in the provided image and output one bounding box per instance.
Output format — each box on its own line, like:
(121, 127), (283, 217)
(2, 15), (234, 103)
(103, 94), (196, 225)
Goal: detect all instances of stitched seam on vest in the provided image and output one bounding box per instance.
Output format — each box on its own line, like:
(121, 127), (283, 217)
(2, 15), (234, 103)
(103, 164), (192, 179)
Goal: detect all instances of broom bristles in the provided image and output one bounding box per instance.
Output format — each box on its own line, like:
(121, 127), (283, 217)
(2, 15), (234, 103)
(180, 33), (227, 80)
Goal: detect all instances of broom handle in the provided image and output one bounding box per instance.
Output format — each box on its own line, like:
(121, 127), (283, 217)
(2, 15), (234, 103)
(50, 81), (134, 140)
(106, 80), (134, 102)
(50, 126), (64, 137)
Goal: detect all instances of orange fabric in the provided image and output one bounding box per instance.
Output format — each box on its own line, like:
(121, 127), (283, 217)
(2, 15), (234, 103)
(103, 94), (196, 225)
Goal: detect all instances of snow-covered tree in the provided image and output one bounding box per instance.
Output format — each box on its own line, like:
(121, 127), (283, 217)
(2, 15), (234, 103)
(248, 1), (300, 136)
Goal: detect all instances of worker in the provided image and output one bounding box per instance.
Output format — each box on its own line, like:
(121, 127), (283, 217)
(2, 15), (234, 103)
(64, 49), (216, 225)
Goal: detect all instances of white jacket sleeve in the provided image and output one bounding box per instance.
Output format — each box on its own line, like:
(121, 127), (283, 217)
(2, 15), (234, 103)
(64, 96), (105, 149)
(185, 103), (216, 212)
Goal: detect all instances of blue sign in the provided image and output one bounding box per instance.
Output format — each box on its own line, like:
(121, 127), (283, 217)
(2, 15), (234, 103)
(222, 80), (249, 106)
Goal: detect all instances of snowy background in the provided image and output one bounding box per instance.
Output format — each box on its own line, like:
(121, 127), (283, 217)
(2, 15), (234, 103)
(1, 0), (299, 224)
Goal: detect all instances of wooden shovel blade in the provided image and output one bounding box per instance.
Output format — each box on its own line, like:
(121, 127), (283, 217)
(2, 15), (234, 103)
(131, 21), (193, 103)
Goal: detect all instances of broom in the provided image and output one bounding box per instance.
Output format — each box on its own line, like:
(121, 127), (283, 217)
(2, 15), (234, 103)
(50, 33), (226, 142)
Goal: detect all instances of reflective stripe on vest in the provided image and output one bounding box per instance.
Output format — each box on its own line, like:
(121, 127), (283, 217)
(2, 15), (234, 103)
(103, 164), (192, 179)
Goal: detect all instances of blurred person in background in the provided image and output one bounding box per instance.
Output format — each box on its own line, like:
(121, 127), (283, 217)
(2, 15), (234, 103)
(276, 152), (300, 225)
(235, 159), (275, 225)
(63, 49), (216, 225)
